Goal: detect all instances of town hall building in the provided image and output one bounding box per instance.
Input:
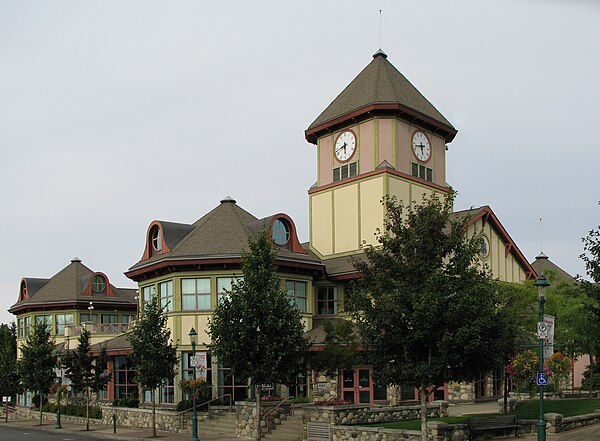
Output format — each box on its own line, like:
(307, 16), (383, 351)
(10, 50), (536, 408)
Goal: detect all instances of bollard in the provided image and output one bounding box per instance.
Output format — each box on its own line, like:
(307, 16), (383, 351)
(112, 413), (117, 434)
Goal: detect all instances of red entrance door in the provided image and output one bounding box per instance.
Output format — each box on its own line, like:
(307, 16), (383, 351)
(341, 368), (372, 404)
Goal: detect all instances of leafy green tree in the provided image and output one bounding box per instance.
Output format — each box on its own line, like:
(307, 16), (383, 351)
(349, 194), (512, 441)
(128, 297), (178, 438)
(579, 220), (600, 396)
(64, 329), (110, 430)
(309, 318), (360, 378)
(208, 229), (309, 441)
(0, 323), (20, 402)
(18, 323), (56, 425)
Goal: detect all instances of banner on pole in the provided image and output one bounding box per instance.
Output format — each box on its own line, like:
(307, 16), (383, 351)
(543, 314), (555, 360)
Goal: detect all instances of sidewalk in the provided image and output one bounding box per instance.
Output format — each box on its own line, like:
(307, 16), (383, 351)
(1, 416), (239, 441)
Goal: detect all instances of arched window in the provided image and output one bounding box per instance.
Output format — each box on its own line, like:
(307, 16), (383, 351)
(272, 219), (290, 246)
(92, 275), (107, 295)
(150, 225), (162, 252)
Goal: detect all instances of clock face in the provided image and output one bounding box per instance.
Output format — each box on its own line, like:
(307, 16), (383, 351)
(334, 131), (356, 162)
(412, 131), (431, 162)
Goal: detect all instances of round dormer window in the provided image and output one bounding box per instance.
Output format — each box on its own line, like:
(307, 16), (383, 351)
(272, 219), (290, 246)
(150, 225), (162, 251)
(92, 275), (106, 294)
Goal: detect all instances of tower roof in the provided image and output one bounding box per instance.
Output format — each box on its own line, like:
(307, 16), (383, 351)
(306, 51), (456, 143)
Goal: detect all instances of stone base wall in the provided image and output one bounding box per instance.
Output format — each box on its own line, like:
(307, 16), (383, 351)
(311, 374), (338, 402)
(235, 401), (292, 438)
(447, 381), (475, 401)
(303, 401), (448, 426)
(331, 422), (467, 441)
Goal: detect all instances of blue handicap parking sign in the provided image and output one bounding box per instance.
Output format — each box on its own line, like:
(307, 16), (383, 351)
(536, 373), (549, 385)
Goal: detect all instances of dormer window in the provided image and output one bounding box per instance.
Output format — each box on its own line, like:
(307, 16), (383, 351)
(92, 275), (107, 295)
(272, 219), (290, 246)
(150, 225), (162, 252)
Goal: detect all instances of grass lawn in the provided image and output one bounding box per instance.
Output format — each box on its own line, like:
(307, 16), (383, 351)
(360, 399), (600, 431)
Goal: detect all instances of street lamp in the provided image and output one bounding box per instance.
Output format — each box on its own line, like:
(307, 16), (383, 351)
(536, 273), (550, 441)
(55, 369), (62, 429)
(189, 327), (199, 441)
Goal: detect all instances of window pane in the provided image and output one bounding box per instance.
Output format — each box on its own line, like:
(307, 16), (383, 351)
(197, 294), (211, 310)
(182, 295), (197, 310)
(181, 279), (196, 294)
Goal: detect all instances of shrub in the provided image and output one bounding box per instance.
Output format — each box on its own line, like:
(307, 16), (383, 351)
(544, 352), (571, 393)
(42, 403), (102, 419)
(112, 397), (139, 408)
(506, 349), (539, 397)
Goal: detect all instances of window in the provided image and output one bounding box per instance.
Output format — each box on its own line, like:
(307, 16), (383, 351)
(36, 315), (52, 328)
(182, 278), (211, 310)
(17, 317), (31, 338)
(316, 287), (337, 315)
(55, 314), (73, 335)
(286, 280), (307, 311)
(159, 280), (173, 312)
(101, 314), (118, 333)
(272, 219), (290, 245)
(91, 275), (106, 295)
(333, 161), (359, 182)
(480, 236), (490, 258)
(142, 285), (156, 304)
(114, 356), (137, 400)
(143, 377), (175, 405)
(80, 313), (98, 324)
(150, 225), (162, 252)
(217, 277), (242, 303)
(411, 162), (433, 182)
(217, 363), (247, 402)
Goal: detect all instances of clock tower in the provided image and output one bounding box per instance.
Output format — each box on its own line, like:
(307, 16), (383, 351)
(305, 50), (457, 259)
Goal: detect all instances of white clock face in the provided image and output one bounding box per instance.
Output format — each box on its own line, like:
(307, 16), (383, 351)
(334, 131), (356, 162)
(412, 131), (431, 162)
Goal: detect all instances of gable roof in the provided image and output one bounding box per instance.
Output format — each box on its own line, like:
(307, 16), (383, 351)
(452, 206), (537, 279)
(306, 50), (457, 144)
(9, 258), (137, 314)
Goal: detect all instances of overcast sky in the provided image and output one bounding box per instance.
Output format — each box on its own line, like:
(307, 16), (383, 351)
(1, 0), (599, 325)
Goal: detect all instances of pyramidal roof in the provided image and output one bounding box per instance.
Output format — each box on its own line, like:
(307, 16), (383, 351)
(306, 50), (456, 143)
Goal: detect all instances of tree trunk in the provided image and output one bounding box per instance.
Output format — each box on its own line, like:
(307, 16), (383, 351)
(503, 368), (508, 414)
(419, 387), (429, 441)
(589, 354), (594, 399)
(39, 392), (43, 426)
(86, 386), (90, 430)
(255, 384), (262, 441)
(152, 388), (157, 438)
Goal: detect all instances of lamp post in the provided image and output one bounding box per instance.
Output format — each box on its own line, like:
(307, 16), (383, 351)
(536, 273), (550, 441)
(55, 369), (62, 429)
(189, 327), (199, 441)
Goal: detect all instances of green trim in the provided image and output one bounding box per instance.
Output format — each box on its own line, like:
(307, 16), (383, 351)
(357, 179), (362, 247)
(331, 189), (336, 254)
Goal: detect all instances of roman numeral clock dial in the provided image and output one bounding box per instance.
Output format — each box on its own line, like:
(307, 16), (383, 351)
(412, 131), (431, 162)
(334, 130), (356, 162)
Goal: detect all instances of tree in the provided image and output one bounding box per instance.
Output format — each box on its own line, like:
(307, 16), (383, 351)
(0, 323), (20, 402)
(128, 296), (178, 438)
(309, 318), (361, 378)
(18, 323), (56, 426)
(579, 220), (600, 397)
(208, 229), (309, 441)
(349, 194), (512, 441)
(64, 329), (110, 430)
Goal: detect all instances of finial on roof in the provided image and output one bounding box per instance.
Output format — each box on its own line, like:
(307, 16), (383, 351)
(220, 196), (236, 204)
(71, 257), (81, 263)
(536, 252), (549, 260)
(373, 49), (387, 59)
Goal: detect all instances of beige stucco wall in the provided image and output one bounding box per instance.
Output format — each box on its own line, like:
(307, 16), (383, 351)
(333, 184), (359, 253)
(310, 191), (333, 256)
(467, 219), (527, 283)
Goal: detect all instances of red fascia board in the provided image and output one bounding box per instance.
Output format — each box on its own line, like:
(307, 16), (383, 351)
(305, 103), (457, 144)
(308, 168), (451, 195)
